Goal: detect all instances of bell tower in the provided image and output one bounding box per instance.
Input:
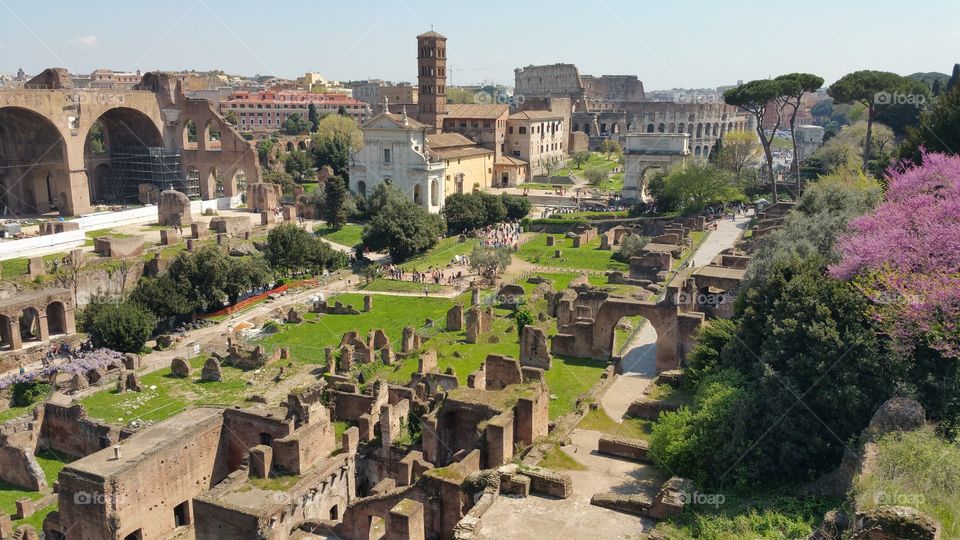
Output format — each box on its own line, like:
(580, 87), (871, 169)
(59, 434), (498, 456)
(416, 30), (447, 133)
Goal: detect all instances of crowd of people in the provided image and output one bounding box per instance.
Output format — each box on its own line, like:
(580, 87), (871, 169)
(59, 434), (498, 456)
(478, 221), (522, 250)
(23, 338), (96, 372)
(379, 263), (466, 290)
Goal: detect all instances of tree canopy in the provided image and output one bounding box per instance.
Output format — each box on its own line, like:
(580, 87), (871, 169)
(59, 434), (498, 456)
(362, 196), (445, 261)
(281, 113), (311, 136)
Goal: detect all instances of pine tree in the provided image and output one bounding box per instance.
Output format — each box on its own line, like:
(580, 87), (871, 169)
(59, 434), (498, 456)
(947, 63), (960, 93)
(898, 82), (960, 164)
(324, 175), (348, 230)
(308, 103), (320, 133)
(708, 138), (723, 166)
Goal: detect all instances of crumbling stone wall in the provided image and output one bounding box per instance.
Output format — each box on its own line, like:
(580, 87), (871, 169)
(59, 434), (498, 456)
(38, 403), (116, 459)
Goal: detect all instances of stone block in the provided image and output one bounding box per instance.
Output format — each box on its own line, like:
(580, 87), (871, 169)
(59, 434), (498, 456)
(190, 222), (205, 239)
(249, 445), (273, 478)
(521, 468), (572, 499)
(158, 190), (192, 226)
(598, 435), (650, 461)
(387, 499), (425, 540)
(159, 229), (179, 246)
(27, 257), (45, 279)
(170, 357), (191, 378)
(446, 303), (464, 331)
(342, 426), (359, 454)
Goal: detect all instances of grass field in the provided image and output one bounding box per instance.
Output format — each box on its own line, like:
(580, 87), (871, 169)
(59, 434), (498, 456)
(81, 355), (268, 424)
(261, 293), (457, 365)
(315, 223), (365, 247)
(577, 407), (652, 440)
(0, 449), (72, 527)
(518, 234), (627, 272)
(539, 446), (586, 471)
(398, 236), (478, 272)
(554, 153), (620, 177)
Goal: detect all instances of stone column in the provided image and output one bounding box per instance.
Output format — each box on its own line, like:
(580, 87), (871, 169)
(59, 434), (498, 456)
(36, 314), (49, 343)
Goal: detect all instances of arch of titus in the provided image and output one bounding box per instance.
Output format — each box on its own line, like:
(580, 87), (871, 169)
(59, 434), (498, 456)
(0, 68), (260, 217)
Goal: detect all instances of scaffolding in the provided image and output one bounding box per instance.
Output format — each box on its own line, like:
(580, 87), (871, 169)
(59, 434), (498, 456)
(106, 145), (199, 202)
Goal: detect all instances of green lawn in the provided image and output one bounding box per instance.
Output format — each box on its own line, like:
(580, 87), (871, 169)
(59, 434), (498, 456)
(360, 279), (446, 295)
(399, 236), (478, 272)
(80, 355), (273, 424)
(596, 172), (624, 192)
(1, 449), (72, 526)
(518, 234), (627, 272)
(261, 293), (456, 365)
(554, 153), (619, 177)
(544, 356), (608, 418)
(315, 223), (365, 248)
(539, 446), (586, 471)
(1, 252), (66, 281)
(577, 407), (652, 441)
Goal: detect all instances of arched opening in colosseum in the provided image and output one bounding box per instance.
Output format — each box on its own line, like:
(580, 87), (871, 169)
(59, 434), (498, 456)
(182, 120), (198, 150)
(687, 124), (694, 136)
(19, 307), (41, 344)
(713, 123), (720, 137)
(668, 122), (675, 133)
(678, 122), (685, 133)
(84, 107), (164, 204)
(205, 120), (222, 152)
(728, 121), (734, 132)
(600, 123), (607, 134)
(696, 124), (703, 138)
(612, 123), (620, 134)
(658, 123), (665, 133)
(0, 106), (70, 216)
(47, 301), (67, 335)
(646, 123), (655, 133)
(694, 146), (701, 157)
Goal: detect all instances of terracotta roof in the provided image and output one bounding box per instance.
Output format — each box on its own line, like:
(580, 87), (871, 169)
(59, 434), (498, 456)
(432, 147), (494, 160)
(508, 109), (564, 121)
(495, 155), (527, 166)
(426, 132), (476, 149)
(445, 103), (510, 120)
(417, 30), (447, 39)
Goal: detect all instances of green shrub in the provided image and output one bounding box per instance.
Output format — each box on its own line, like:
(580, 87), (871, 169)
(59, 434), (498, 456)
(649, 369), (752, 487)
(83, 299), (156, 353)
(12, 381), (51, 407)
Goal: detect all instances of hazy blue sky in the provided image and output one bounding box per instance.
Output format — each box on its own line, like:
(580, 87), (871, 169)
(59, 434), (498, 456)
(1, 0), (957, 89)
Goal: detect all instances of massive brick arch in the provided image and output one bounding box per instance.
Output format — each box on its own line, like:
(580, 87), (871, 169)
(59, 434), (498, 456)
(551, 298), (703, 373)
(0, 106), (71, 215)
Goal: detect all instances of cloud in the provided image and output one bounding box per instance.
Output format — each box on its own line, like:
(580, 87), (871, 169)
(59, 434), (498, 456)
(68, 35), (98, 49)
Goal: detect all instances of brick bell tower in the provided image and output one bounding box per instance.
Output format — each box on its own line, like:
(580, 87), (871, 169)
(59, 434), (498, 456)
(417, 30), (447, 133)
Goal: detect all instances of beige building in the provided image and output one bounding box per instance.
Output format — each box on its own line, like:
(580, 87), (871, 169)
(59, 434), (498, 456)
(427, 132), (495, 195)
(505, 110), (566, 176)
(442, 104), (510, 159)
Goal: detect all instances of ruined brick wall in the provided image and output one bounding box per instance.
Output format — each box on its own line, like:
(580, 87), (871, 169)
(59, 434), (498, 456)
(58, 413), (231, 540)
(221, 408), (294, 471)
(272, 420), (336, 475)
(483, 355), (523, 390)
(331, 391), (378, 422)
(193, 499), (264, 540)
(38, 403), (116, 459)
(514, 386), (549, 446)
(0, 446), (45, 490)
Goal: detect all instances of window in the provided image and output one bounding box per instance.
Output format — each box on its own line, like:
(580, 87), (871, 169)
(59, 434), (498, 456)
(471, 121), (479, 128)
(483, 121), (491, 128)
(460, 121), (467, 128)
(383, 148), (391, 163)
(174, 501), (190, 527)
(508, 127), (514, 134)
(512, 150), (521, 157)
(519, 127), (527, 135)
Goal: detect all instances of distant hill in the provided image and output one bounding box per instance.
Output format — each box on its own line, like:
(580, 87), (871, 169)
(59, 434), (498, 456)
(908, 72), (949, 85)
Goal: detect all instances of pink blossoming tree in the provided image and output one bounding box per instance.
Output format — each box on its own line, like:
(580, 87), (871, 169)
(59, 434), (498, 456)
(830, 151), (960, 357)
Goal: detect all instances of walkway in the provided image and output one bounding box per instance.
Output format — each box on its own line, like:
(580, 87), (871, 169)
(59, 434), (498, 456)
(600, 212), (752, 421)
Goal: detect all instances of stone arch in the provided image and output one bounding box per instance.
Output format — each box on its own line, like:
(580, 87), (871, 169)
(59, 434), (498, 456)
(231, 168), (246, 200)
(687, 124), (694, 136)
(357, 180), (367, 197)
(696, 123), (703, 138)
(728, 121), (734, 132)
(0, 106), (70, 215)
(182, 119), (198, 150)
(47, 301), (67, 335)
(572, 122), (580, 132)
(694, 145), (701, 157)
(713, 123), (719, 137)
(204, 120), (222, 152)
(87, 107), (163, 148)
(91, 164), (112, 203)
(0, 313), (14, 350)
(646, 123), (655, 133)
(677, 122), (685, 133)
(600, 122), (607, 134)
(297, 140), (307, 151)
(583, 124), (591, 135)
(19, 306), (41, 343)
(612, 123), (620, 134)
(657, 123), (666, 133)
(668, 122), (675, 133)
(204, 167), (221, 200)
(285, 141), (295, 152)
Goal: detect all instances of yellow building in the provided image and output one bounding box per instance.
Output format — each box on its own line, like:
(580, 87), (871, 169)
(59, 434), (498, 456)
(426, 133), (494, 196)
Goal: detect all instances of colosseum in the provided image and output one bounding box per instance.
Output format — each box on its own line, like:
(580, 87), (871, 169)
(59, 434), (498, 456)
(514, 63), (754, 160)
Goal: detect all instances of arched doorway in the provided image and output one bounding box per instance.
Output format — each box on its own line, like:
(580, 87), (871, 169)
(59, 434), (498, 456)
(430, 179), (439, 206)
(357, 181), (367, 197)
(233, 169), (247, 202)
(19, 307), (41, 344)
(47, 302), (67, 335)
(413, 184), (422, 205)
(0, 314), (14, 350)
(0, 107), (70, 215)
(286, 141), (295, 152)
(297, 140), (307, 151)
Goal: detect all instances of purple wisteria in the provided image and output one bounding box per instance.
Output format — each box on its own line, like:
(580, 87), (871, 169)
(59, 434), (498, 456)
(830, 151), (960, 357)
(0, 348), (125, 390)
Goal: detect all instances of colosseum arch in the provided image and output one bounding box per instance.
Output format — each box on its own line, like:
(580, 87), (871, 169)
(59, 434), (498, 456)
(696, 123), (703, 138)
(0, 106), (70, 216)
(713, 123), (719, 137)
(646, 123), (655, 133)
(668, 122), (675, 133)
(657, 123), (665, 133)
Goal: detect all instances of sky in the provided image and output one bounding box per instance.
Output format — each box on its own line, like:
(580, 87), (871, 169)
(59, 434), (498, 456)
(1, 0), (958, 89)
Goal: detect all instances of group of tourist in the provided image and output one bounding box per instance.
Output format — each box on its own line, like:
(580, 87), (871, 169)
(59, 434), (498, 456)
(478, 221), (522, 250)
(381, 264), (466, 287)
